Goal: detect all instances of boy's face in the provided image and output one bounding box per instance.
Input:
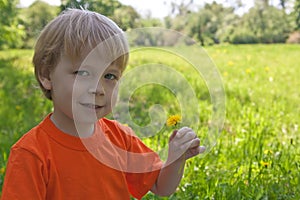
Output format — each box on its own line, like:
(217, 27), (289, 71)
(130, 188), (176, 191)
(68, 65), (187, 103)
(49, 49), (122, 126)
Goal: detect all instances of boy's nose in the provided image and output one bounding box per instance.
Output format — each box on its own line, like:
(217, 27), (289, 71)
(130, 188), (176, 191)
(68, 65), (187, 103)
(88, 83), (105, 96)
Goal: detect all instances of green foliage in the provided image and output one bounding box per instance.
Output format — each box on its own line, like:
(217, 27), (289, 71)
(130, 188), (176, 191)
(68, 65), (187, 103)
(20, 1), (59, 48)
(167, 2), (236, 45)
(0, 0), (25, 49)
(140, 17), (163, 28)
(165, 1), (296, 45)
(111, 5), (140, 31)
(0, 40), (299, 200)
(186, 10), (215, 46)
(60, 0), (140, 31)
(129, 44), (299, 199)
(0, 50), (52, 193)
(230, 29), (259, 44)
(1, 0), (300, 48)
(232, 6), (292, 44)
(293, 0), (300, 30)
(60, 0), (121, 17)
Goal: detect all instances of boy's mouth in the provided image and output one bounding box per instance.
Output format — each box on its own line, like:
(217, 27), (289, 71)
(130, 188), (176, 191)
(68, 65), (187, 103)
(80, 103), (104, 110)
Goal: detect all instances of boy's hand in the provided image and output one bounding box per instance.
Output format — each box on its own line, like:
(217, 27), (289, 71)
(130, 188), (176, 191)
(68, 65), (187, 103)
(151, 127), (205, 195)
(168, 127), (205, 162)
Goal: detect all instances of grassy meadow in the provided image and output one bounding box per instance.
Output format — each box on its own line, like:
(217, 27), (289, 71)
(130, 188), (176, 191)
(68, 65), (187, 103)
(0, 44), (299, 199)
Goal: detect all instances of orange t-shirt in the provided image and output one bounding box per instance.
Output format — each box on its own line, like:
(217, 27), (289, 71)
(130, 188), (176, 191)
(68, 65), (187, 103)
(1, 114), (163, 200)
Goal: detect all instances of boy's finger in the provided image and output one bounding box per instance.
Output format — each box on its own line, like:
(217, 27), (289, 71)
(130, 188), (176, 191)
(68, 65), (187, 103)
(189, 138), (200, 148)
(177, 130), (197, 145)
(199, 146), (206, 153)
(176, 127), (193, 138)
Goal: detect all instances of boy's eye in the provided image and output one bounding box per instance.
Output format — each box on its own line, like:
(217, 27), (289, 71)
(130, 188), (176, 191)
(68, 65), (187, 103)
(74, 70), (90, 76)
(104, 73), (118, 80)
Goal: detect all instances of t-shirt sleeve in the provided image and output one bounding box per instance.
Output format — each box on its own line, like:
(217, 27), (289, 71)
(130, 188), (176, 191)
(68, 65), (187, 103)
(125, 137), (163, 199)
(1, 147), (47, 200)
(116, 123), (163, 199)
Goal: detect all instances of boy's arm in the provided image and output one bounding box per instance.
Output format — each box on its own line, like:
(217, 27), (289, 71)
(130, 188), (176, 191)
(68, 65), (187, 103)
(1, 147), (46, 199)
(150, 128), (205, 196)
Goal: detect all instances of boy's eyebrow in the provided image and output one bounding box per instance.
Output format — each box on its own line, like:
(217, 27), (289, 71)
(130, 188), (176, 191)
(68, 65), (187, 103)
(71, 59), (85, 69)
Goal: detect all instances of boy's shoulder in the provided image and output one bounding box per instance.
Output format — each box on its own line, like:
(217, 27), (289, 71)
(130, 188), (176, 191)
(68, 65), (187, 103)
(11, 115), (51, 155)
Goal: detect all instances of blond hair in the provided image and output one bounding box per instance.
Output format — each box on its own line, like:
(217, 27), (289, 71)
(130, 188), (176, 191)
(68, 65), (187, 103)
(33, 8), (129, 100)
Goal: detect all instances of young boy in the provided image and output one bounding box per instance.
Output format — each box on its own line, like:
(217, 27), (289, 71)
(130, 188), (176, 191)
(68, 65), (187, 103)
(1, 8), (205, 200)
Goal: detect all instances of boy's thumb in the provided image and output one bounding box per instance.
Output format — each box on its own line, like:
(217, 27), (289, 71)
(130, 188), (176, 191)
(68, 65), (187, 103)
(169, 130), (178, 143)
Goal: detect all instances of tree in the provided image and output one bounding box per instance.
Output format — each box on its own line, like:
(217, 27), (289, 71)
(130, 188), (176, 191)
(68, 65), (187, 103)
(184, 2), (237, 45)
(21, 0), (59, 48)
(111, 5), (140, 31)
(162, 0), (194, 32)
(170, 0), (194, 17)
(0, 0), (25, 49)
(230, 6), (292, 43)
(293, 0), (300, 30)
(254, 0), (270, 9)
(60, 0), (141, 31)
(185, 10), (214, 46)
(60, 0), (121, 17)
(216, 12), (240, 43)
(279, 0), (287, 10)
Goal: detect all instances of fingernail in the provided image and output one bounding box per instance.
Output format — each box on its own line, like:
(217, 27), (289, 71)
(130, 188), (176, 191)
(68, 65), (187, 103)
(199, 146), (206, 153)
(176, 131), (182, 138)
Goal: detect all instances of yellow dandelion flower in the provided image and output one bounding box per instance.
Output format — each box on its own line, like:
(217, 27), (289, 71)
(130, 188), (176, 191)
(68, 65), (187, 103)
(263, 149), (273, 155)
(223, 72), (228, 77)
(265, 66), (270, 72)
(260, 161), (269, 168)
(0, 167), (5, 174)
(227, 61), (234, 66)
(166, 114), (181, 127)
(246, 68), (251, 74)
(246, 55), (251, 61)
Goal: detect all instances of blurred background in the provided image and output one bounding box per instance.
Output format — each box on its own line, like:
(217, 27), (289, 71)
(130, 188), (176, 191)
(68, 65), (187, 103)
(1, 0), (299, 199)
(1, 0), (300, 49)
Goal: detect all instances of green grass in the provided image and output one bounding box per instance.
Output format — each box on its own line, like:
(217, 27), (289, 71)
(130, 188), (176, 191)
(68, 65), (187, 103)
(0, 49), (53, 192)
(0, 44), (299, 199)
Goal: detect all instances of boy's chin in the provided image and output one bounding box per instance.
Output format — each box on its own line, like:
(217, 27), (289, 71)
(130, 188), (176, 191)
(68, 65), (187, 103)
(73, 108), (111, 122)
(72, 106), (112, 126)
(72, 112), (99, 124)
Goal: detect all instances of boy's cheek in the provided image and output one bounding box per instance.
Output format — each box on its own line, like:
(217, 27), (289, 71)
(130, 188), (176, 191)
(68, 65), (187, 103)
(111, 83), (120, 95)
(111, 91), (119, 107)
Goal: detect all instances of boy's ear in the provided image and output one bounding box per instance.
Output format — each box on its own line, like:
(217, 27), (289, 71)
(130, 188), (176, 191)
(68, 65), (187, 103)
(39, 76), (52, 90)
(38, 66), (52, 90)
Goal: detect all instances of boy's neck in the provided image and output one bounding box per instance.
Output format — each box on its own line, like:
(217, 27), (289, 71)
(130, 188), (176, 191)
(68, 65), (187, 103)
(50, 114), (95, 138)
